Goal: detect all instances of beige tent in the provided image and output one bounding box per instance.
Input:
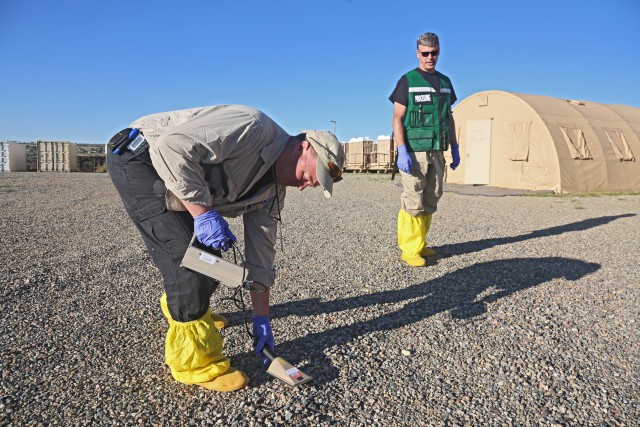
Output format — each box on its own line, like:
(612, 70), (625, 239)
(445, 90), (640, 193)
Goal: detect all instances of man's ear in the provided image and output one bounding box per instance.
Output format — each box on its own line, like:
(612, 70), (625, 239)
(297, 140), (311, 153)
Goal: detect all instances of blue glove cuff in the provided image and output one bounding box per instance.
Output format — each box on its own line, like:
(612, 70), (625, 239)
(397, 144), (409, 154)
(195, 208), (221, 222)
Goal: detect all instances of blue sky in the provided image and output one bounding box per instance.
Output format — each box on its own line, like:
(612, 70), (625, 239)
(1, 0), (638, 144)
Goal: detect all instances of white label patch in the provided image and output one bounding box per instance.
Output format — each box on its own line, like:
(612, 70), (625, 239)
(198, 252), (217, 265)
(409, 87), (436, 93)
(286, 367), (300, 375)
(415, 94), (431, 102)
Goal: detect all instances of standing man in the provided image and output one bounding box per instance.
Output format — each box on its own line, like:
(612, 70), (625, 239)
(107, 105), (344, 391)
(389, 32), (460, 267)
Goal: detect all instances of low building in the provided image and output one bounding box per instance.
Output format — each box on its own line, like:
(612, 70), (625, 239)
(344, 137), (374, 172)
(0, 142), (27, 172)
(37, 141), (78, 172)
(369, 135), (394, 172)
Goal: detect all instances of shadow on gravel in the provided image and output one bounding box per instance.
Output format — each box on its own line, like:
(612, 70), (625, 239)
(227, 256), (600, 389)
(434, 214), (635, 258)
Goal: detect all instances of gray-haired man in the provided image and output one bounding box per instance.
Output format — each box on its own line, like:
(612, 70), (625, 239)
(389, 32), (460, 267)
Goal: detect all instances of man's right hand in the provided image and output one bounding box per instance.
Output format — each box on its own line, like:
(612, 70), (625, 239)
(194, 208), (237, 251)
(252, 315), (275, 366)
(397, 144), (412, 174)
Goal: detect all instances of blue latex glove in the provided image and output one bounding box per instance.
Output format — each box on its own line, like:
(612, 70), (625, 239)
(450, 143), (460, 170)
(396, 144), (412, 174)
(193, 208), (237, 251)
(252, 315), (275, 366)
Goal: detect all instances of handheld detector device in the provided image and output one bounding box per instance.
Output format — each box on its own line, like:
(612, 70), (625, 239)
(180, 235), (245, 287)
(263, 347), (313, 387)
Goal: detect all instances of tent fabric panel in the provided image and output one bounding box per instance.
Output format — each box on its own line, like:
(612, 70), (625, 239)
(509, 122), (531, 161)
(519, 96), (611, 193)
(606, 105), (640, 143)
(563, 159), (610, 192)
(567, 102), (640, 191)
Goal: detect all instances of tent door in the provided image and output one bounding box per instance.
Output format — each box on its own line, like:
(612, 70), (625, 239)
(464, 119), (492, 184)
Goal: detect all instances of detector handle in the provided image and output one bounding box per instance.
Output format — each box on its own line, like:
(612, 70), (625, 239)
(262, 346), (277, 362)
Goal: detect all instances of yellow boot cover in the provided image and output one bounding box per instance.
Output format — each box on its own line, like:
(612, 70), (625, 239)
(420, 214), (436, 257)
(398, 210), (427, 267)
(195, 367), (249, 392)
(209, 313), (228, 330)
(159, 295), (231, 385)
(161, 293), (228, 330)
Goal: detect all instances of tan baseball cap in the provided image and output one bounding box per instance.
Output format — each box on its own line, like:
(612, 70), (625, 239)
(305, 130), (345, 198)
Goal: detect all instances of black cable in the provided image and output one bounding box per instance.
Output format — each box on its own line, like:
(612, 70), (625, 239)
(269, 168), (285, 251)
(219, 242), (268, 343)
(219, 171), (282, 346)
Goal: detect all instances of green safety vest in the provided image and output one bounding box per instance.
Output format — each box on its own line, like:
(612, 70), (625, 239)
(403, 69), (453, 152)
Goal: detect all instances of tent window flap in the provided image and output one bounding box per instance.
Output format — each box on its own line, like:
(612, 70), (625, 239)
(604, 129), (635, 161)
(560, 126), (593, 160)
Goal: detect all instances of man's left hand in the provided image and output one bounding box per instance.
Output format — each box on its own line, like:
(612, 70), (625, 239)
(450, 143), (460, 170)
(193, 208), (237, 251)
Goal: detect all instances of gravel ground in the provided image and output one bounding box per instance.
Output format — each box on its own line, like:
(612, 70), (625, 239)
(1, 172), (638, 426)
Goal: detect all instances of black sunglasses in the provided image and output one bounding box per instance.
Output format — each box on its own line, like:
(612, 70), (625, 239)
(419, 49), (439, 58)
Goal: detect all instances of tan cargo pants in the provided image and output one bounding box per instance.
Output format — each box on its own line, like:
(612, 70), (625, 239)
(399, 150), (445, 216)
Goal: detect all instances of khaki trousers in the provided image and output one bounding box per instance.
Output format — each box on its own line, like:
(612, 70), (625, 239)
(399, 150), (445, 217)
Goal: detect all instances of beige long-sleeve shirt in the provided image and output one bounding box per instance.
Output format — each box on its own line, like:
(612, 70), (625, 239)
(130, 105), (291, 286)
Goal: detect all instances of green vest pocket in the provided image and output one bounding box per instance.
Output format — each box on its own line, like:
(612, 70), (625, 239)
(407, 129), (434, 152)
